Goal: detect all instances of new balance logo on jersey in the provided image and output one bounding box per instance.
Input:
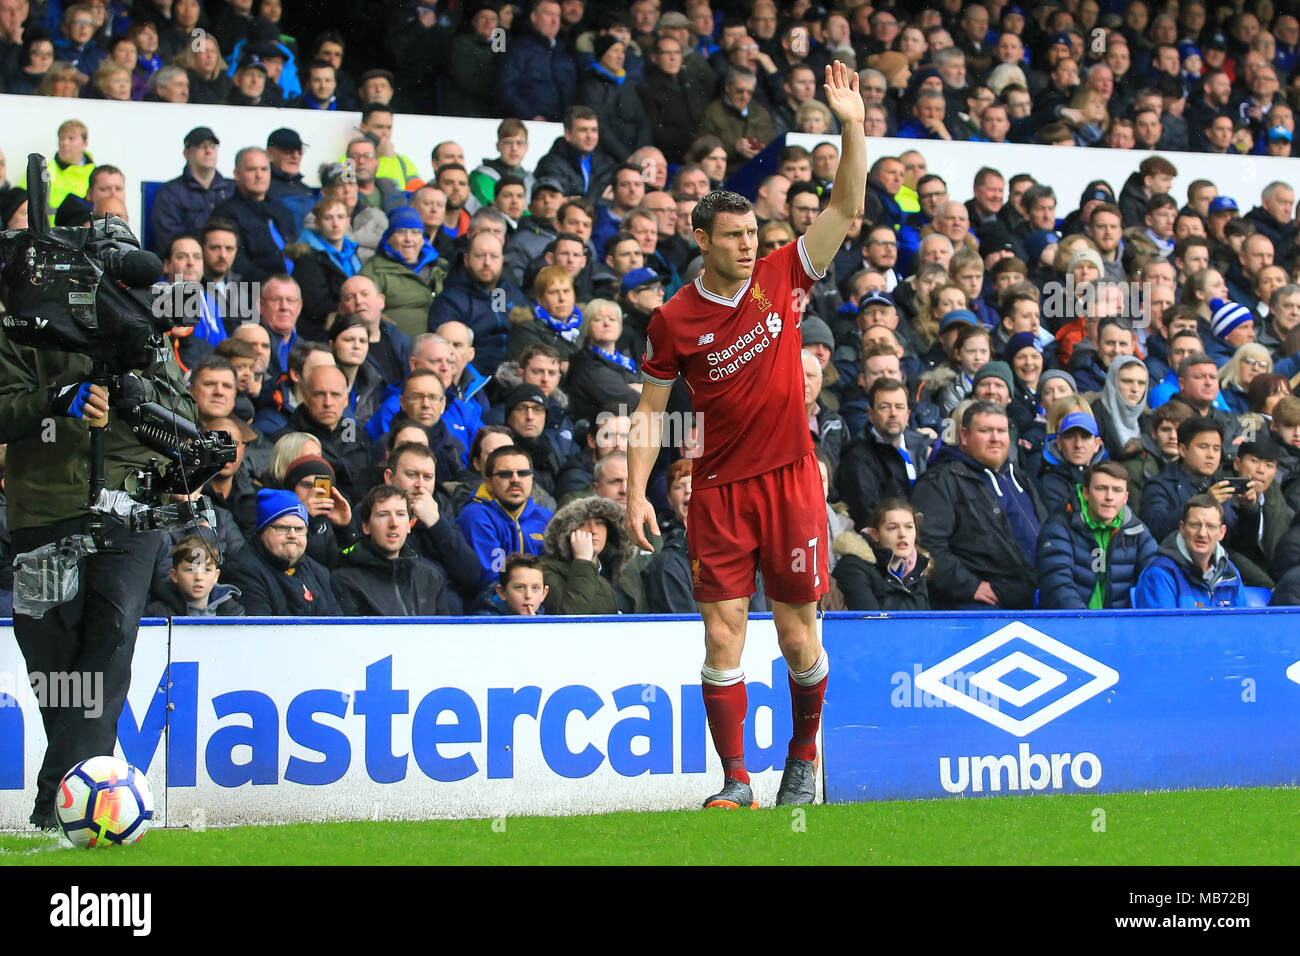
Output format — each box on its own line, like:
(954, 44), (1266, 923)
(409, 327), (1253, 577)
(698, 333), (715, 345)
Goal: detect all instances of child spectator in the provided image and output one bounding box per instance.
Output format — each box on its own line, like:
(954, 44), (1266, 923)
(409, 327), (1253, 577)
(476, 553), (550, 616)
(146, 535), (245, 617)
(832, 498), (932, 611)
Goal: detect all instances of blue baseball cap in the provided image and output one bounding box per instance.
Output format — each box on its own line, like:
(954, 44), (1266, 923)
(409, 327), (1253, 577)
(939, 308), (979, 333)
(1209, 196), (1239, 214)
(1060, 411), (1099, 437)
(621, 267), (664, 295)
(1269, 126), (1293, 143)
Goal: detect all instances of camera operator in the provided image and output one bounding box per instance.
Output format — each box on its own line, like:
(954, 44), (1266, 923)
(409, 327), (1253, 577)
(0, 296), (200, 831)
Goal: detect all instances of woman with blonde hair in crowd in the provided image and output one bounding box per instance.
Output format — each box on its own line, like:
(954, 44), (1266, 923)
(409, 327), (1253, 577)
(566, 298), (642, 423)
(91, 60), (133, 100)
(35, 60), (86, 97)
(266, 432), (323, 488)
(1219, 343), (1274, 415)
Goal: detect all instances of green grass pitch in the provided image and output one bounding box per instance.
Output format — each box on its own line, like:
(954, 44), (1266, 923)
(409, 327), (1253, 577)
(2, 787), (1295, 865)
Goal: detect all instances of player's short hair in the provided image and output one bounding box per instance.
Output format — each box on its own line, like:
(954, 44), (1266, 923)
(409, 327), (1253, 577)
(691, 190), (754, 239)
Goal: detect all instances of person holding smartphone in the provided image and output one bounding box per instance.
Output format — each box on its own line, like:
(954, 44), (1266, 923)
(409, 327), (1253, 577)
(283, 454), (358, 570)
(1140, 416), (1242, 542)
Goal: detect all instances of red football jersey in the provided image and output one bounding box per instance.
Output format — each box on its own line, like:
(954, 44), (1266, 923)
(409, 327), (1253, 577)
(641, 237), (823, 490)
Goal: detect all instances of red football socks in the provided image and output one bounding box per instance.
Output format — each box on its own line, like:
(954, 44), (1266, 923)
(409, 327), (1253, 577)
(702, 681), (750, 784)
(788, 672), (828, 763)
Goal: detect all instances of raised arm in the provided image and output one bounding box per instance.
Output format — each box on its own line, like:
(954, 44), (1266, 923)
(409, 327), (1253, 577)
(801, 61), (867, 276)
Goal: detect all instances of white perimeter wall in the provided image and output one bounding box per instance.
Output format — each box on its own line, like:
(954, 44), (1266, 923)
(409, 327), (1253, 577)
(0, 92), (564, 230)
(789, 131), (1300, 211)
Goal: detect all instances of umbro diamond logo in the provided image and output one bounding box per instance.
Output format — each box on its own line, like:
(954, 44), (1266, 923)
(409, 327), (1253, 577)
(915, 622), (1119, 737)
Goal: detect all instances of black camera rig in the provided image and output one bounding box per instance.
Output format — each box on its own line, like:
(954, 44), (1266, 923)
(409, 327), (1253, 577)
(1, 153), (237, 551)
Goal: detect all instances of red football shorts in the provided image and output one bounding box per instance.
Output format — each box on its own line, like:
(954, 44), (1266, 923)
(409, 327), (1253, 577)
(687, 452), (830, 605)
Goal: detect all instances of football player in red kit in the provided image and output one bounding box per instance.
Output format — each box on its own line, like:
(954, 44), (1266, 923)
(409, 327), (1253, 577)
(626, 61), (867, 809)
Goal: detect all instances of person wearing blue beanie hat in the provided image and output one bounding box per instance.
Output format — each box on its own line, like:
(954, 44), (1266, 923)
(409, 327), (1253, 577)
(221, 489), (342, 615)
(360, 202), (447, 337)
(254, 488), (309, 534)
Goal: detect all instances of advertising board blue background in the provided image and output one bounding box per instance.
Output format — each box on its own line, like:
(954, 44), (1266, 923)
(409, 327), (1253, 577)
(821, 610), (1300, 802)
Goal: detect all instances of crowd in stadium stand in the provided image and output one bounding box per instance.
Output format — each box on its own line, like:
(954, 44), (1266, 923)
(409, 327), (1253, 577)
(3, 0), (1300, 616)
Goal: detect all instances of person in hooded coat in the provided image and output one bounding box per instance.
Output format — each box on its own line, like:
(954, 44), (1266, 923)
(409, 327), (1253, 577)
(539, 496), (645, 613)
(1092, 353), (1151, 461)
(1036, 463), (1159, 609)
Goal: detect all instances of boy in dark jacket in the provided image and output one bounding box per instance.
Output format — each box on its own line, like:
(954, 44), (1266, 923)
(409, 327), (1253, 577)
(1036, 410), (1109, 515)
(332, 486), (450, 616)
(474, 553), (550, 615)
(146, 534), (246, 617)
(1036, 463), (1158, 609)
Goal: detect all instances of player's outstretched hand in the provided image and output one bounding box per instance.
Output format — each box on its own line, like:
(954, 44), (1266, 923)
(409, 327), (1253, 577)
(824, 60), (864, 126)
(625, 495), (661, 552)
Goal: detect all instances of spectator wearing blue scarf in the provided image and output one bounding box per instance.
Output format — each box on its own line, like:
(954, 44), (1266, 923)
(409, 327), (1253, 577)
(287, 196), (362, 336)
(507, 265), (585, 367)
(358, 205), (447, 339)
(578, 34), (652, 164)
(565, 297), (642, 423)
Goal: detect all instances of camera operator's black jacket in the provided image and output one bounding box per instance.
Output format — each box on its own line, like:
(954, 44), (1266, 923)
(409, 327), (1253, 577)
(0, 327), (200, 532)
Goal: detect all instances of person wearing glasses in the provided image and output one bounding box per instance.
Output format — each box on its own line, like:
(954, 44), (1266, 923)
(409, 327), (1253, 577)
(457, 443), (555, 589)
(1134, 495), (1246, 608)
(222, 489), (342, 616)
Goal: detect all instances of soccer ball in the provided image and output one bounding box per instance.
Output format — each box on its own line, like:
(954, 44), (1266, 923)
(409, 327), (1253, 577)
(56, 756), (154, 848)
